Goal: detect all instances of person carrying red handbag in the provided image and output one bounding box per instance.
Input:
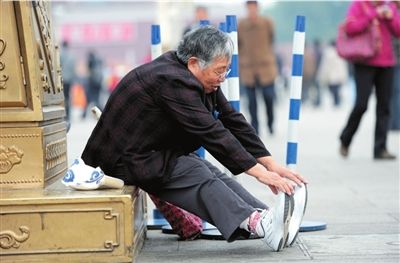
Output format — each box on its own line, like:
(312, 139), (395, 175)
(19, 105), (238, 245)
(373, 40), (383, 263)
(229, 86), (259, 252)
(339, 0), (400, 160)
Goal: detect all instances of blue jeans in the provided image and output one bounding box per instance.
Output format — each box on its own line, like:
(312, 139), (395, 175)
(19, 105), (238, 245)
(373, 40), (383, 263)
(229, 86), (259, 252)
(245, 82), (275, 134)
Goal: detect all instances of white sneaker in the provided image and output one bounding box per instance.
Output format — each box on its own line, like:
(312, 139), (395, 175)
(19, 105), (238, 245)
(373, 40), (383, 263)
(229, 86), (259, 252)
(286, 183), (308, 246)
(259, 192), (293, 251)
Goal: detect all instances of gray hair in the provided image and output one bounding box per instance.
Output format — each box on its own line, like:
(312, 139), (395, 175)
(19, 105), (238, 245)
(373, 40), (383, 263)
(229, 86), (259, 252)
(177, 25), (233, 69)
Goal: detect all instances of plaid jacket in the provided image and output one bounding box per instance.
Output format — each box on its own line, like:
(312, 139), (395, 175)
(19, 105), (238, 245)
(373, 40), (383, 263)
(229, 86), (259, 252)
(81, 51), (270, 191)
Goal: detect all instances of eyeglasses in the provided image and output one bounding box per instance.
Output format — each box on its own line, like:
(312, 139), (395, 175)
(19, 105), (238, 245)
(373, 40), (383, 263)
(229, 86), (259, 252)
(214, 68), (231, 80)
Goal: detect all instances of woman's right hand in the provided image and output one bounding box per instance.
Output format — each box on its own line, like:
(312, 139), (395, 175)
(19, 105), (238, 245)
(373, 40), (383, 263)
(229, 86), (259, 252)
(246, 163), (295, 195)
(377, 4), (393, 20)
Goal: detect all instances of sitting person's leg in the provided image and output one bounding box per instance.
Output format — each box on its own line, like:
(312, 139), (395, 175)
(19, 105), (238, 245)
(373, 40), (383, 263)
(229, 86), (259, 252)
(154, 153), (291, 251)
(201, 156), (292, 250)
(155, 154), (256, 242)
(201, 157), (268, 211)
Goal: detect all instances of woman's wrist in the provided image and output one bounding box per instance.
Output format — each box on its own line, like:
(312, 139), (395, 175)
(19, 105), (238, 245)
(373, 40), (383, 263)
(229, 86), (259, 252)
(257, 156), (276, 171)
(246, 163), (267, 180)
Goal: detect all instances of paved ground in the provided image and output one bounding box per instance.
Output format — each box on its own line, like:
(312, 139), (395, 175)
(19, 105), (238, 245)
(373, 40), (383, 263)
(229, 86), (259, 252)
(67, 85), (399, 262)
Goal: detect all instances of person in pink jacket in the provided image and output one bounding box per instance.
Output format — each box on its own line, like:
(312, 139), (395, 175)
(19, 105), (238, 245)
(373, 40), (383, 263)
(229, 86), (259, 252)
(340, 0), (400, 159)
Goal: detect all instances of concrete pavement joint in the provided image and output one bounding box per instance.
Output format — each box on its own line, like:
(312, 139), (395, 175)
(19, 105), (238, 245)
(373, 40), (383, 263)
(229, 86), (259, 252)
(296, 236), (313, 260)
(387, 212), (400, 222)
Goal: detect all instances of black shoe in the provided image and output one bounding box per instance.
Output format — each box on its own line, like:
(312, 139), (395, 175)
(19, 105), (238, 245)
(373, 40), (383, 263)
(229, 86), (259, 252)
(374, 150), (396, 160)
(339, 144), (348, 158)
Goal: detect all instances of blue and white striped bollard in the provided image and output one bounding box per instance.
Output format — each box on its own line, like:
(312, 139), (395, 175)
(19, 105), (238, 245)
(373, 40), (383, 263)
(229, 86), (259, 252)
(219, 22), (230, 99)
(226, 15), (240, 181)
(151, 24), (162, 61)
(286, 16), (305, 171)
(148, 24), (169, 230)
(195, 20), (211, 159)
(226, 15), (240, 112)
(287, 16), (326, 233)
(199, 19), (210, 26)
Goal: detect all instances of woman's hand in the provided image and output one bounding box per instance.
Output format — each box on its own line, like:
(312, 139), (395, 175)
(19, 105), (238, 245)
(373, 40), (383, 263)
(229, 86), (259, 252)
(377, 4), (393, 20)
(246, 163), (295, 195)
(269, 163), (307, 186)
(257, 156), (308, 186)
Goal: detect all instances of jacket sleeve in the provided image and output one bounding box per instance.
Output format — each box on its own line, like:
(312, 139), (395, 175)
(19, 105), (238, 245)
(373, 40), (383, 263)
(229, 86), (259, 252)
(215, 88), (271, 158)
(158, 78), (257, 175)
(345, 2), (377, 36)
(387, 3), (400, 37)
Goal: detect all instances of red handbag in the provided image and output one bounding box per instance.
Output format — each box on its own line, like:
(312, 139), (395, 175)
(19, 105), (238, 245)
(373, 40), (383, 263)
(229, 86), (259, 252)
(336, 19), (381, 62)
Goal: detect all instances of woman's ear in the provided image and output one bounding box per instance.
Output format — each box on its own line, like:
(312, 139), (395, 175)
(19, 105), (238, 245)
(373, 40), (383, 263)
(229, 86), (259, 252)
(187, 57), (199, 75)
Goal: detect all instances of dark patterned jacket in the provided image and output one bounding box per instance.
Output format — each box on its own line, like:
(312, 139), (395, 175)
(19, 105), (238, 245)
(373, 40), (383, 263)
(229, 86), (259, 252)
(81, 51), (270, 191)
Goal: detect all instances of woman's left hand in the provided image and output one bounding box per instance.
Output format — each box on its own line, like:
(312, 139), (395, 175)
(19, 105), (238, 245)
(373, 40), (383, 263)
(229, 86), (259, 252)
(258, 156), (308, 186)
(269, 164), (307, 186)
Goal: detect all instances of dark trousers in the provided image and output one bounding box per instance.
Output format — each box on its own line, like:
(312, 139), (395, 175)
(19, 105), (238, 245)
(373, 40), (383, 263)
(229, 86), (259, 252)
(63, 81), (72, 121)
(158, 154), (267, 242)
(313, 80), (322, 106)
(82, 80), (102, 119)
(126, 154), (268, 242)
(340, 64), (394, 155)
(390, 64), (400, 130)
(328, 84), (341, 106)
(245, 81), (275, 134)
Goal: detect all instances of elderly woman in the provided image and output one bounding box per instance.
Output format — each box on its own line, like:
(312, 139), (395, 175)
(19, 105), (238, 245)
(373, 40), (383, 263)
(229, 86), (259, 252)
(81, 26), (306, 251)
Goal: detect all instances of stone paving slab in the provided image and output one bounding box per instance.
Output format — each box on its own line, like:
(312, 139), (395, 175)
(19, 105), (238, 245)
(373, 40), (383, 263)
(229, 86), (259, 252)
(137, 231), (400, 263)
(138, 230), (311, 263)
(301, 234), (399, 262)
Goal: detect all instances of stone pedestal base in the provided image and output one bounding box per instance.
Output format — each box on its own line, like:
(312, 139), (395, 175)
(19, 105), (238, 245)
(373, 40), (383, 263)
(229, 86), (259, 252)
(0, 180), (147, 262)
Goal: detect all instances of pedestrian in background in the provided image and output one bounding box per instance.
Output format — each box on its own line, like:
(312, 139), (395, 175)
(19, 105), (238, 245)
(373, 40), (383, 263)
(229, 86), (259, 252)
(302, 41), (317, 105)
(311, 39), (323, 107)
(339, 0), (400, 160)
(182, 5), (209, 36)
(60, 41), (76, 122)
(238, 0), (277, 135)
(317, 40), (349, 107)
(82, 50), (104, 119)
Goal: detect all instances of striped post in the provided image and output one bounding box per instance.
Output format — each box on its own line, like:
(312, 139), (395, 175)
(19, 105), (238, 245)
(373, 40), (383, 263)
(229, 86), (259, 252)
(199, 19), (210, 26)
(151, 24), (161, 60)
(148, 24), (169, 229)
(226, 15), (240, 181)
(195, 20), (211, 159)
(287, 16), (326, 233)
(219, 22), (230, 98)
(286, 16), (305, 171)
(226, 15), (240, 112)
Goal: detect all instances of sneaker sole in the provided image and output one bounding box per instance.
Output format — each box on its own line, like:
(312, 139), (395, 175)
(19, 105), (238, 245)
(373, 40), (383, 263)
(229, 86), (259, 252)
(277, 193), (294, 251)
(286, 184), (308, 247)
